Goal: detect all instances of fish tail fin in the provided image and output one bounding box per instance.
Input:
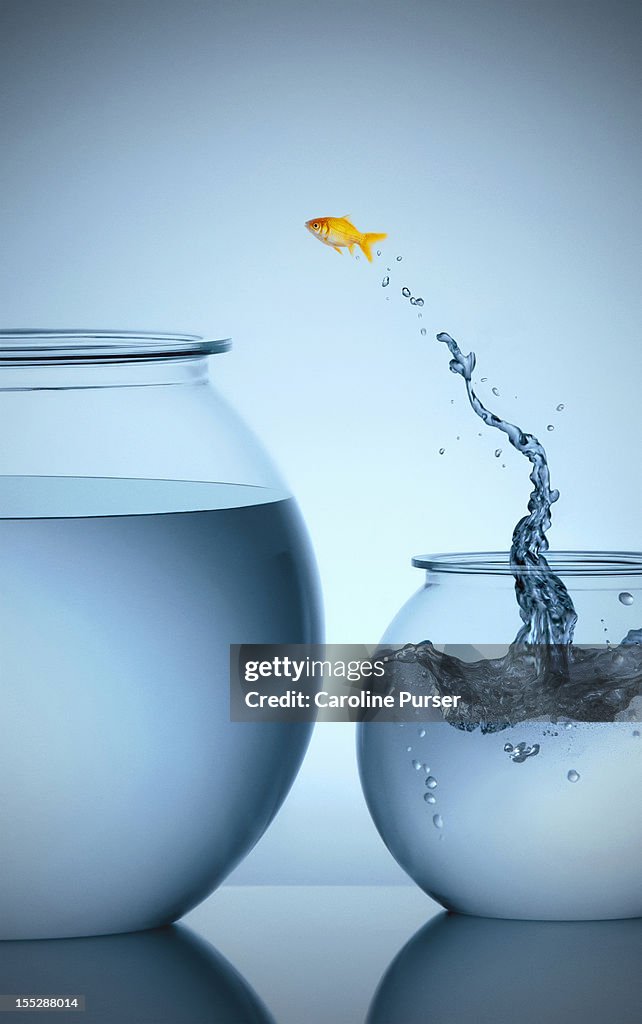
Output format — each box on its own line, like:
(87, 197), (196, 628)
(359, 232), (387, 263)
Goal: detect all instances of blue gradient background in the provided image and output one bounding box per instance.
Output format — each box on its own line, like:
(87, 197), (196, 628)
(1, 0), (640, 884)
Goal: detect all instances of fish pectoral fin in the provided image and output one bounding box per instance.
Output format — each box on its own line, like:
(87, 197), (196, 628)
(332, 245), (343, 254)
(348, 243), (356, 254)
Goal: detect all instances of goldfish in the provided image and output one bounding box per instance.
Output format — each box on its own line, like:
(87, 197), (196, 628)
(305, 215), (387, 262)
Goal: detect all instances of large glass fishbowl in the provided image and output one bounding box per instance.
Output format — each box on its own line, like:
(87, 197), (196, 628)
(0, 330), (322, 939)
(358, 551), (642, 920)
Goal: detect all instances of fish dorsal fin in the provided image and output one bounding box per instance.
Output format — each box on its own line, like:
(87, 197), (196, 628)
(342, 214), (350, 220)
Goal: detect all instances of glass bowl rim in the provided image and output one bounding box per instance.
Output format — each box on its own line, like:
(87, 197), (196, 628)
(0, 330), (230, 362)
(412, 551), (642, 577)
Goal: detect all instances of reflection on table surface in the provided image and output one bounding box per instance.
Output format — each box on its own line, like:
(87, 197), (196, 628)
(0, 887), (640, 1023)
(367, 912), (642, 1024)
(0, 924), (274, 1024)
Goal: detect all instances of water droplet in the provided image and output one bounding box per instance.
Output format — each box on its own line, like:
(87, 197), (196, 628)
(424, 792), (436, 804)
(556, 403), (565, 411)
(567, 769), (580, 783)
(547, 424), (554, 431)
(418, 728), (426, 738)
(439, 448), (445, 455)
(495, 449), (502, 457)
(420, 328), (427, 336)
(426, 776), (437, 789)
(382, 275), (389, 287)
(402, 287), (411, 297)
(412, 759), (422, 770)
(416, 298), (424, 306)
(619, 592), (634, 606)
(396, 255), (402, 261)
(492, 387), (500, 396)
(433, 814), (443, 829)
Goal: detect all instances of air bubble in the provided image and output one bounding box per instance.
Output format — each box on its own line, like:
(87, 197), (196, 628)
(492, 387), (500, 396)
(439, 448), (445, 455)
(416, 298), (424, 306)
(432, 814), (443, 829)
(481, 377), (488, 382)
(506, 741), (540, 763)
(420, 328), (427, 336)
(376, 249), (382, 256)
(402, 287), (411, 297)
(633, 730), (640, 738)
(567, 770), (580, 783)
(547, 424), (554, 431)
(619, 592), (634, 606)
(418, 728), (426, 738)
(382, 275), (389, 287)
(412, 759), (422, 770)
(410, 297), (417, 305)
(424, 792), (436, 804)
(426, 776), (437, 789)
(556, 403), (565, 411)
(495, 449), (502, 457)
(396, 255), (402, 261)
(406, 746), (412, 752)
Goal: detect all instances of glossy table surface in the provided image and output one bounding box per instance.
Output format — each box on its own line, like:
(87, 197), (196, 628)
(0, 886), (640, 1023)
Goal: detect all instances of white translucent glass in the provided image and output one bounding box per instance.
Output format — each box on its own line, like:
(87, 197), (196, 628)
(0, 332), (323, 939)
(358, 553), (642, 920)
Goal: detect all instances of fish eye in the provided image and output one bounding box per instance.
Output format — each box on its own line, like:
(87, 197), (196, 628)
(312, 222), (319, 229)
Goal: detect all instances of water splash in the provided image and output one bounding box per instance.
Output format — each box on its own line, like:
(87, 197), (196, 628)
(436, 332), (578, 648)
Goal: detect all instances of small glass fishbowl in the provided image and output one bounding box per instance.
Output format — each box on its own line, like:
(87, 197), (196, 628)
(358, 551), (642, 920)
(0, 330), (323, 939)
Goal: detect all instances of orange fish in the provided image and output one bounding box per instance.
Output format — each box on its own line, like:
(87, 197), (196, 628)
(305, 215), (387, 262)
